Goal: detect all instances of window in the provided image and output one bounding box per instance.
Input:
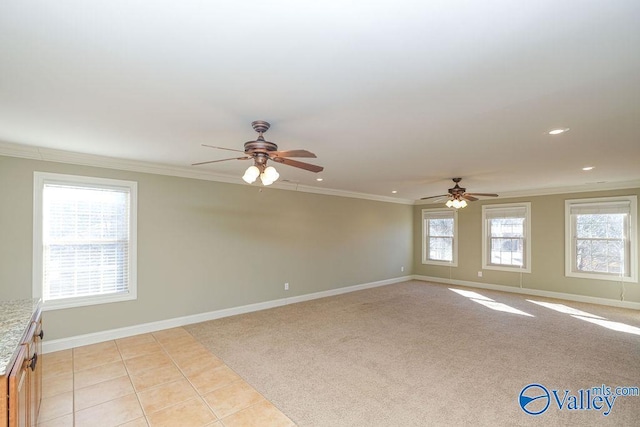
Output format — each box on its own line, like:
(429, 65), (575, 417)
(565, 196), (637, 282)
(482, 203), (531, 273)
(422, 209), (458, 266)
(33, 172), (137, 309)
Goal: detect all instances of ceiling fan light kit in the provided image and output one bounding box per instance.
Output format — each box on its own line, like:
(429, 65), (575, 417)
(242, 165), (261, 184)
(446, 198), (467, 209)
(194, 121), (323, 186)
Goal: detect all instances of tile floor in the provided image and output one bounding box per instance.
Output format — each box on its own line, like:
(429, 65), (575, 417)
(38, 327), (295, 427)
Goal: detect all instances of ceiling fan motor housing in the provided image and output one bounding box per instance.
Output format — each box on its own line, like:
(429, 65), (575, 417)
(244, 120), (278, 154)
(244, 139), (278, 154)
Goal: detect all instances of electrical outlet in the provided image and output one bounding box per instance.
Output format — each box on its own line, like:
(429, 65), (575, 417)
(478, 271), (483, 277)
(284, 282), (289, 291)
(401, 266), (405, 272)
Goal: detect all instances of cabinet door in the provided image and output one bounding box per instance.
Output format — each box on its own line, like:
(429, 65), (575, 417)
(29, 318), (43, 426)
(8, 344), (30, 427)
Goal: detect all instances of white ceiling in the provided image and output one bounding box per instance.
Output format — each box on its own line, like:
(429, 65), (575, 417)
(1, 1), (639, 202)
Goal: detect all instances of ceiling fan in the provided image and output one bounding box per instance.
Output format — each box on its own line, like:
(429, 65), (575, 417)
(192, 120), (324, 185)
(421, 178), (498, 208)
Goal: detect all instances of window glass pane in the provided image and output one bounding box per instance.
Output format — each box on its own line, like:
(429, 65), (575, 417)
(429, 218), (453, 237)
(429, 237), (452, 261)
(490, 237), (524, 266)
(575, 213), (624, 239)
(576, 238), (624, 274)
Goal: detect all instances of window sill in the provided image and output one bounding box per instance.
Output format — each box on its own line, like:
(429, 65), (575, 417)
(40, 291), (136, 311)
(565, 271), (638, 283)
(482, 264), (531, 274)
(423, 260), (458, 267)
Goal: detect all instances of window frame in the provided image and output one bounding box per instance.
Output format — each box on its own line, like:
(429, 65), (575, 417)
(565, 195), (637, 283)
(422, 208), (458, 267)
(482, 202), (531, 273)
(33, 172), (138, 310)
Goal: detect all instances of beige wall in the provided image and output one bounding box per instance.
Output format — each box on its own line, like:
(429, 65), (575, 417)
(0, 156), (413, 340)
(414, 188), (640, 303)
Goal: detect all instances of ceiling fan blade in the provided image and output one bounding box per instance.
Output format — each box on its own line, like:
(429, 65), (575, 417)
(192, 156), (251, 166)
(420, 194), (449, 200)
(462, 194), (478, 202)
(428, 197), (449, 204)
(201, 144), (246, 154)
(466, 193), (499, 197)
(272, 157), (324, 173)
(270, 149), (317, 158)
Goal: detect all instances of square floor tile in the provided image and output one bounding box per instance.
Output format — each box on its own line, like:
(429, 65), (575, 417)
(74, 375), (135, 411)
(163, 342), (210, 359)
(152, 328), (192, 343)
(116, 333), (157, 350)
(202, 380), (265, 419)
(41, 349), (72, 365)
(221, 400), (295, 427)
(146, 397), (216, 427)
(42, 358), (73, 379)
(74, 360), (128, 389)
(157, 334), (199, 351)
(35, 413), (74, 427)
(175, 352), (224, 377)
(42, 372), (73, 398)
(119, 341), (164, 360)
(73, 341), (117, 358)
(137, 378), (199, 414)
(74, 346), (122, 371)
(74, 394), (143, 427)
(124, 351), (174, 376)
(38, 391), (73, 422)
(129, 364), (184, 392)
(186, 365), (241, 395)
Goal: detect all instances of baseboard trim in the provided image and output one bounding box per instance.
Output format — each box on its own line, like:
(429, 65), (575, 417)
(42, 275), (411, 353)
(412, 275), (640, 310)
(284, 276), (412, 305)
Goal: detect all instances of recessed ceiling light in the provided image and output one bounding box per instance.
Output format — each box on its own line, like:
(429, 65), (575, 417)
(316, 177), (323, 182)
(548, 128), (570, 135)
(391, 190), (398, 194)
(582, 166), (594, 171)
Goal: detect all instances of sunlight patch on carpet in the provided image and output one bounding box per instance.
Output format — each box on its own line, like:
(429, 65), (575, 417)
(526, 300), (605, 319)
(448, 288), (493, 301)
(449, 288), (534, 316)
(471, 299), (534, 317)
(572, 315), (640, 335)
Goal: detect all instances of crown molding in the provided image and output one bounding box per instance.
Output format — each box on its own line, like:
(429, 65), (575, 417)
(0, 140), (414, 205)
(5, 140), (634, 206)
(494, 181), (640, 198)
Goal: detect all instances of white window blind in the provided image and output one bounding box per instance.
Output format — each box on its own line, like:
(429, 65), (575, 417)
(569, 201), (631, 216)
(484, 206), (527, 220)
(34, 172), (137, 309)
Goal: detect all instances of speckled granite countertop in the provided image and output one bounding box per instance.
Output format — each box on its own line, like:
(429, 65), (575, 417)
(0, 298), (41, 376)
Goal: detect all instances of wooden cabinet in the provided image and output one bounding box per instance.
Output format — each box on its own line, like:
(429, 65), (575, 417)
(7, 345), (29, 427)
(1, 304), (42, 427)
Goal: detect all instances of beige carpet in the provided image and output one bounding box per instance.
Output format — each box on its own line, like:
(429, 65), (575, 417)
(186, 280), (640, 426)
